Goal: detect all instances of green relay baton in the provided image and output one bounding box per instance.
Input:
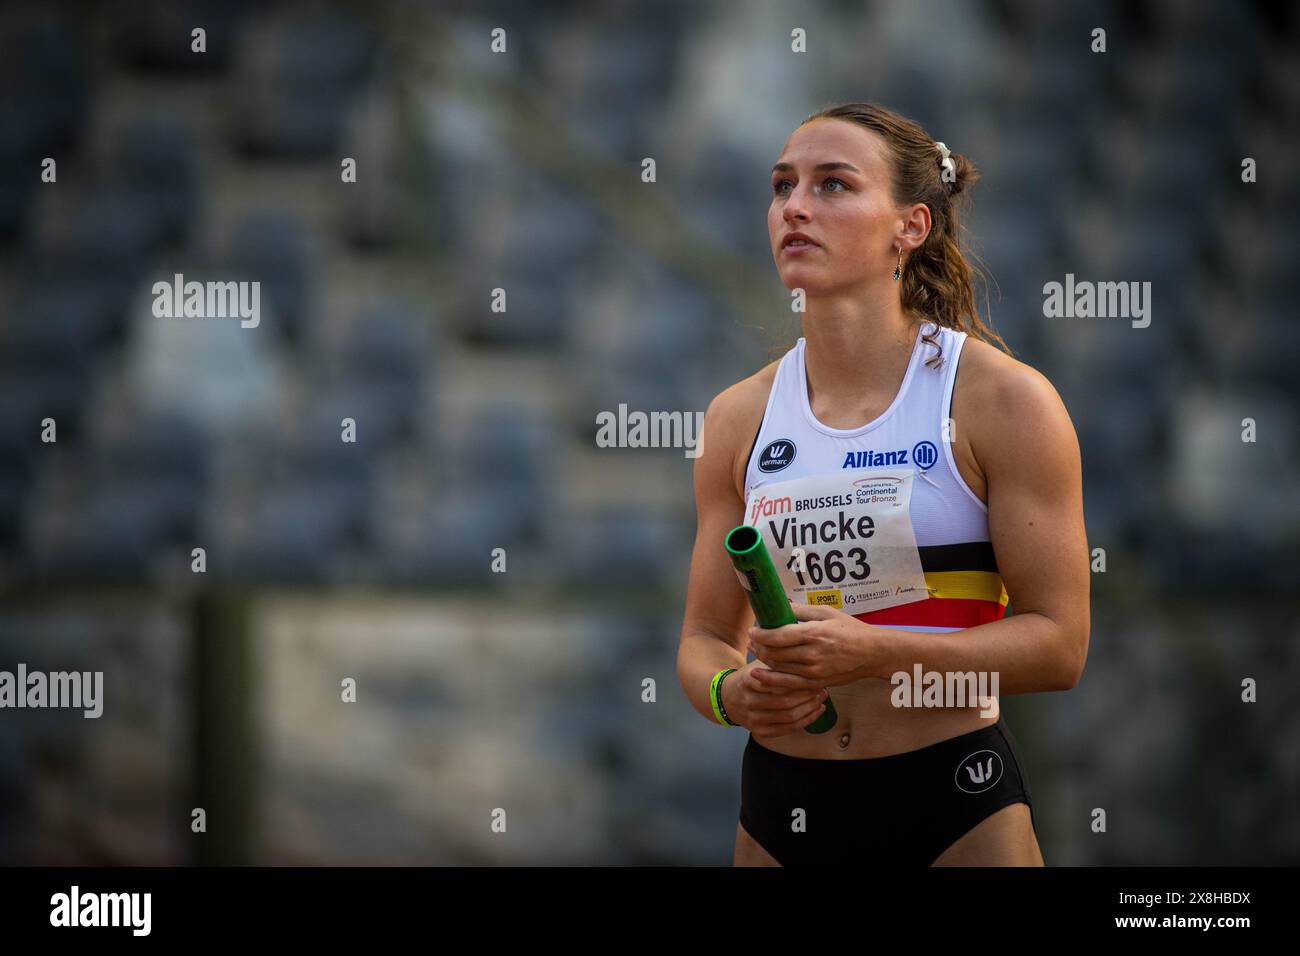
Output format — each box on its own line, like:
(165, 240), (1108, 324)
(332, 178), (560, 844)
(725, 524), (838, 734)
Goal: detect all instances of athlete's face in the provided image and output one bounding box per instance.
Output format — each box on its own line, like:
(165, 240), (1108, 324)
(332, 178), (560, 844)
(768, 118), (906, 295)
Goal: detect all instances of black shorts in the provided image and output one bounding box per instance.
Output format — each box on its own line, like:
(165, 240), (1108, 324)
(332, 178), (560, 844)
(739, 716), (1037, 866)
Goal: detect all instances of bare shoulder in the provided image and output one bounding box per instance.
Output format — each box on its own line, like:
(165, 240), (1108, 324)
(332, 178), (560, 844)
(702, 357), (781, 502)
(952, 335), (1080, 477)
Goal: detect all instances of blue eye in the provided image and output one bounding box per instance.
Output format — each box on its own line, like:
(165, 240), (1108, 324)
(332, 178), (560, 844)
(772, 177), (847, 196)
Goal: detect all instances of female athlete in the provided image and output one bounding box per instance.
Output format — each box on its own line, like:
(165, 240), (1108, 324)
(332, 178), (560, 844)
(676, 102), (1089, 866)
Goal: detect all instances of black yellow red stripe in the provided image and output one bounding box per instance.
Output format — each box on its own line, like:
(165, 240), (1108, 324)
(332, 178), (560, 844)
(853, 541), (1008, 628)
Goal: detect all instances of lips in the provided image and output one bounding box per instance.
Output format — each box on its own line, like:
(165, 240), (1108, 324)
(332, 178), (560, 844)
(782, 232), (819, 249)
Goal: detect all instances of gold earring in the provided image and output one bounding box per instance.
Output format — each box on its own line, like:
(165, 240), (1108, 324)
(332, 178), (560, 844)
(893, 245), (902, 281)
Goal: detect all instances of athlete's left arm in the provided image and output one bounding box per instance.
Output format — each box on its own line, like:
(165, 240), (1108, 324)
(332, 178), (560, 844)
(871, 357), (1091, 693)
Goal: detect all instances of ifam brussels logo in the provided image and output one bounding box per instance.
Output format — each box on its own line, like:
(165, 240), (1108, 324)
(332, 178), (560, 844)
(757, 438), (796, 473)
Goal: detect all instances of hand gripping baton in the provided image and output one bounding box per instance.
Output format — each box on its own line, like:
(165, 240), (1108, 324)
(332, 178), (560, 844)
(725, 524), (837, 734)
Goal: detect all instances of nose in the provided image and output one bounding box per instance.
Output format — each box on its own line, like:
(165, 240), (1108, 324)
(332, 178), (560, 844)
(782, 183), (812, 225)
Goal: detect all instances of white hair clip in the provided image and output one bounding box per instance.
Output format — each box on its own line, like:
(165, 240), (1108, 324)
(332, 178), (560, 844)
(934, 141), (956, 185)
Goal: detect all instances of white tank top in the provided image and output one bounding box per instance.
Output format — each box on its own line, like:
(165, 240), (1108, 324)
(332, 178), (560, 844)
(741, 320), (1009, 633)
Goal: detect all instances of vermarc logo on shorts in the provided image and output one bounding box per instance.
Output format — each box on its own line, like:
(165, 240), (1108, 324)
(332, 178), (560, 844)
(50, 886), (151, 936)
(954, 749), (1004, 794)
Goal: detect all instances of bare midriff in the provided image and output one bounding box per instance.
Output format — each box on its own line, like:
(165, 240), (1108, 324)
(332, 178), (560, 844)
(754, 675), (999, 759)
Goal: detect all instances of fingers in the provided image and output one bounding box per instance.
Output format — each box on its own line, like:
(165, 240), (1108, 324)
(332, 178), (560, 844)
(748, 620), (818, 648)
(747, 604), (835, 656)
(750, 693), (829, 739)
(746, 665), (822, 693)
(749, 643), (816, 671)
(745, 686), (824, 711)
(790, 602), (839, 621)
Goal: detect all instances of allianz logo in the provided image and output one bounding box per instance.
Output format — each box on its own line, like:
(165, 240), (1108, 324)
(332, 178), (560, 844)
(841, 440), (938, 470)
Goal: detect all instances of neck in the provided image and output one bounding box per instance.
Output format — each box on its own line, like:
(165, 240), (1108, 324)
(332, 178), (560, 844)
(800, 292), (920, 412)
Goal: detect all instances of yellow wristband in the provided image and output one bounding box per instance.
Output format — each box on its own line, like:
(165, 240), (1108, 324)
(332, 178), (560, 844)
(709, 668), (738, 727)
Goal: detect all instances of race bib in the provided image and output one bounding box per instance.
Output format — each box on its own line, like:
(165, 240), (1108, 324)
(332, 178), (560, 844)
(744, 468), (928, 615)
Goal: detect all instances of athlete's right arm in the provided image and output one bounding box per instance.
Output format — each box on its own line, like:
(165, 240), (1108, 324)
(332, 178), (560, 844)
(676, 386), (829, 737)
